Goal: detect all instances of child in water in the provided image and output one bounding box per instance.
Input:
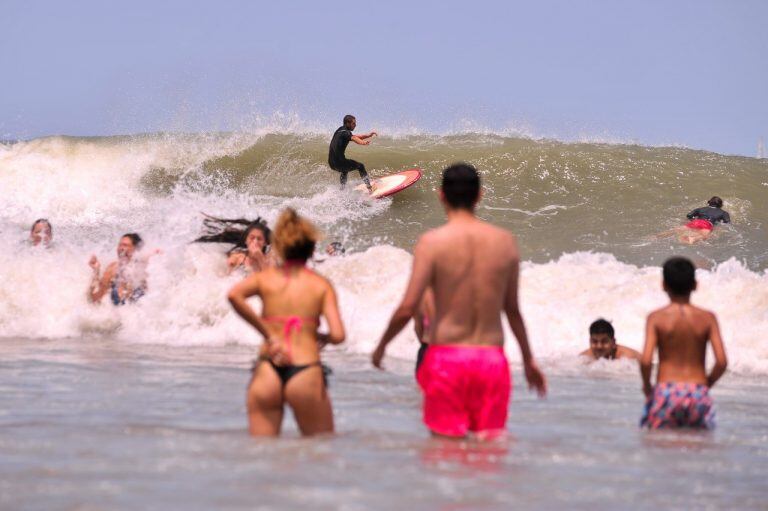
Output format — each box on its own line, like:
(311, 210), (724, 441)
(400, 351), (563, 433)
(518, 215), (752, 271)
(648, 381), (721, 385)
(639, 257), (728, 429)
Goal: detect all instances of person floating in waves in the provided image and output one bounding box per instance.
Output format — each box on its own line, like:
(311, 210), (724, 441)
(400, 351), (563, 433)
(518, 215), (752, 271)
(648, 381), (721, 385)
(579, 318), (640, 361)
(88, 233), (157, 306)
(195, 214), (277, 274)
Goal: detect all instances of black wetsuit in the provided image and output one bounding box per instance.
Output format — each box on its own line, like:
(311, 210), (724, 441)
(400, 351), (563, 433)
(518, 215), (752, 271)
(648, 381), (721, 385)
(328, 126), (371, 188)
(686, 206), (730, 225)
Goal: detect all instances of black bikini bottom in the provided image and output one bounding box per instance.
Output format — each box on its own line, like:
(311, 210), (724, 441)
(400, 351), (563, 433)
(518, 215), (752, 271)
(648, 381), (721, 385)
(252, 359), (331, 388)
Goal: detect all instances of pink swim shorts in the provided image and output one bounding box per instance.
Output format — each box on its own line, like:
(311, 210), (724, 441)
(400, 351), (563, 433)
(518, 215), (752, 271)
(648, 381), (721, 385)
(416, 344), (511, 438)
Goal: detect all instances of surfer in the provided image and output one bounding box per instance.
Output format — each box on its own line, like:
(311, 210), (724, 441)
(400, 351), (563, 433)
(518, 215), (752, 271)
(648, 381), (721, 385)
(372, 162), (547, 439)
(88, 233), (155, 305)
(579, 319), (640, 361)
(655, 196), (731, 244)
(194, 215), (277, 274)
(328, 114), (376, 192)
(29, 218), (52, 247)
(228, 208), (346, 437)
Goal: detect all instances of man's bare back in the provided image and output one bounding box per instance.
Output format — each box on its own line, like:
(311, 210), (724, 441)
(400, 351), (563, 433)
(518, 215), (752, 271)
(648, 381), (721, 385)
(372, 163), (545, 437)
(645, 303), (721, 386)
(420, 216), (518, 346)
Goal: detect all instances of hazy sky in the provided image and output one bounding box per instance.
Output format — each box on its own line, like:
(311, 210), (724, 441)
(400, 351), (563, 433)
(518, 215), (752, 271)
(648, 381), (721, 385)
(2, 0), (766, 156)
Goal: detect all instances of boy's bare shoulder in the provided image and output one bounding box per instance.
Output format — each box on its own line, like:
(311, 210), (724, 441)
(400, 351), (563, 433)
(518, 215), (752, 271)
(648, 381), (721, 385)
(476, 220), (517, 245)
(689, 304), (716, 318)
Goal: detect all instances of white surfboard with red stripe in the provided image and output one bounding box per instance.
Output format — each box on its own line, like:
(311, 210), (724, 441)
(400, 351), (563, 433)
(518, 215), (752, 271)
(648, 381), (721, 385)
(356, 168), (422, 199)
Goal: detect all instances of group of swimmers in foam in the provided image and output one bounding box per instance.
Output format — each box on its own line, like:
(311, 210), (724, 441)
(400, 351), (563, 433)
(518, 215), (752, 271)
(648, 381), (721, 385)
(24, 157), (729, 438)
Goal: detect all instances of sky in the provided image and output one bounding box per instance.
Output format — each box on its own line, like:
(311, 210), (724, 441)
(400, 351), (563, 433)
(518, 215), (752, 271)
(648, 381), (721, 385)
(1, 0), (766, 156)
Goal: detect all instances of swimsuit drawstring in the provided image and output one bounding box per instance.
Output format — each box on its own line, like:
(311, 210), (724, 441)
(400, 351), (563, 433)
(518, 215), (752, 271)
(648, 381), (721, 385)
(282, 316), (303, 361)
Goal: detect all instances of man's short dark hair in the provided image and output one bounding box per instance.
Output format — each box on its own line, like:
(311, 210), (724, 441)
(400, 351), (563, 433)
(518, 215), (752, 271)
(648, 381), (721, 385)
(663, 257), (696, 296)
(343, 114), (355, 127)
(589, 318), (615, 338)
(442, 163), (480, 210)
(707, 196), (723, 208)
(122, 232), (144, 249)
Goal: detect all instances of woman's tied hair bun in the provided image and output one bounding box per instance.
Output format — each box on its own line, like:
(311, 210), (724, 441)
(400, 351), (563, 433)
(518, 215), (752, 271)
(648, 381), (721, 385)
(273, 208), (319, 261)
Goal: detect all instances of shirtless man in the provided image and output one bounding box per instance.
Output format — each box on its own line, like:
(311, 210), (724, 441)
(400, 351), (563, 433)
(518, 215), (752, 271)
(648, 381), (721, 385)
(640, 257), (728, 429)
(371, 163), (547, 439)
(328, 114), (376, 191)
(579, 318), (640, 361)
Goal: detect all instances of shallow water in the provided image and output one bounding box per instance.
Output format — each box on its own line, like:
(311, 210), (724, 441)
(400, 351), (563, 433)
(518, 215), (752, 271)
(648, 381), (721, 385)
(1, 338), (766, 511)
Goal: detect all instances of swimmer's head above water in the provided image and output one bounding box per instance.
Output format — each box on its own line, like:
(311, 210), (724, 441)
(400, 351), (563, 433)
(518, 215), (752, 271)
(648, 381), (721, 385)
(588, 319), (617, 359)
(195, 214), (271, 255)
(663, 256), (696, 297)
(707, 196), (724, 208)
(440, 162), (481, 211)
(273, 208), (319, 263)
(325, 242), (345, 256)
(242, 222), (271, 256)
(30, 218), (52, 247)
(118, 233), (143, 261)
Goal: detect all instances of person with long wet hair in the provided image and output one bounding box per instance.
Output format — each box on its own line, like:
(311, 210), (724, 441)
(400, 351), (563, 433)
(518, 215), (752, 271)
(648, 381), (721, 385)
(228, 208), (345, 437)
(194, 214), (276, 274)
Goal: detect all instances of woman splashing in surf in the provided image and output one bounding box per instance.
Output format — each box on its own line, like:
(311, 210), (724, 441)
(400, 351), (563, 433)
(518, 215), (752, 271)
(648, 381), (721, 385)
(88, 233), (155, 305)
(195, 214), (277, 274)
(228, 209), (345, 437)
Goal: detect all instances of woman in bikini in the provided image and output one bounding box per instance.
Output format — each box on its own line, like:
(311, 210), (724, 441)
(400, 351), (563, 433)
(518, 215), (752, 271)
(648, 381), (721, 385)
(88, 233), (153, 305)
(228, 208), (345, 437)
(195, 214), (277, 274)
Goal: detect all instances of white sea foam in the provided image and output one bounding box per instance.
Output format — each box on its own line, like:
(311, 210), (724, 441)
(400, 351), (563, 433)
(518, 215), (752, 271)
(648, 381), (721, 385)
(1, 239), (766, 376)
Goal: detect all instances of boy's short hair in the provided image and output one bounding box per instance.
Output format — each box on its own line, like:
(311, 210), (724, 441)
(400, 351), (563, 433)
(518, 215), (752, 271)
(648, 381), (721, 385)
(343, 114), (356, 127)
(663, 257), (696, 295)
(589, 318), (615, 338)
(442, 163), (480, 210)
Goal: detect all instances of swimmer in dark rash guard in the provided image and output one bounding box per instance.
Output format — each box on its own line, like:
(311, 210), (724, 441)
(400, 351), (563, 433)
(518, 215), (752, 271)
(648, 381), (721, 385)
(328, 114), (377, 192)
(685, 196), (731, 228)
(655, 196), (731, 244)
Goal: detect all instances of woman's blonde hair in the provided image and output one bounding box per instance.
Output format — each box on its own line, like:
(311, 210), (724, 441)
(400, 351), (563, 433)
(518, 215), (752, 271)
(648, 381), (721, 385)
(272, 208), (319, 261)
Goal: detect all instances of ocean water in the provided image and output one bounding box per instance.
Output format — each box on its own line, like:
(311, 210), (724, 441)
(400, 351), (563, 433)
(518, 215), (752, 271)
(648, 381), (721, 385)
(1, 131), (767, 509)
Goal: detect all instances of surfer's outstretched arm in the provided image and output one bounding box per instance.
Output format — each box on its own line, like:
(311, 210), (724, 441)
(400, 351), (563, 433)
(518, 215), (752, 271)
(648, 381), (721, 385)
(350, 135), (371, 145)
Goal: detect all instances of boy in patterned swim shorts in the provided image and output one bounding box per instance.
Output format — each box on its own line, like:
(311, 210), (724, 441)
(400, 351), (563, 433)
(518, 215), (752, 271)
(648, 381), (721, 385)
(639, 257), (728, 429)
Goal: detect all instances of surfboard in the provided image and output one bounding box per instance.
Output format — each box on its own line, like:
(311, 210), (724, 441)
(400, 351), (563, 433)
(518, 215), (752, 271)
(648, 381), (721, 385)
(355, 168), (422, 199)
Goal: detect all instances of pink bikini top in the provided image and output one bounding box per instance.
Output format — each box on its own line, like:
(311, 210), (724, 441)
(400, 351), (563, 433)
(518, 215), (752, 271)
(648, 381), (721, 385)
(263, 259), (319, 361)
